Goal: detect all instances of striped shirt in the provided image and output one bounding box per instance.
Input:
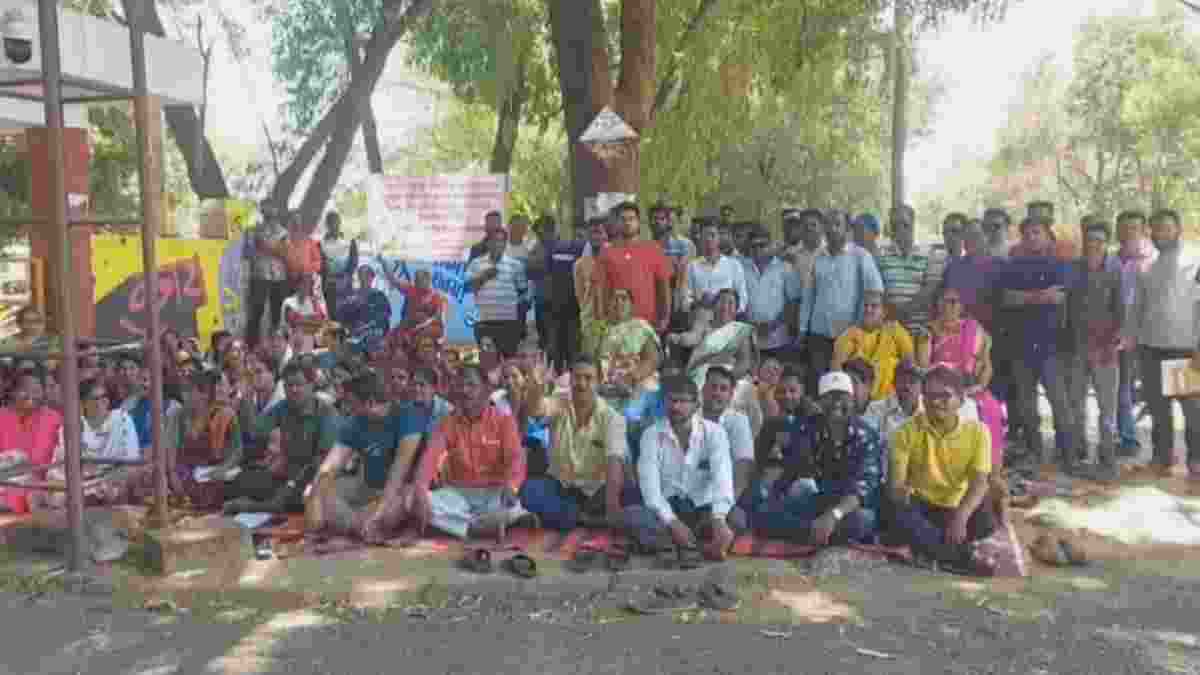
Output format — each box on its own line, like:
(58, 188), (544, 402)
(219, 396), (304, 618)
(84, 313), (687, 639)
(466, 254), (528, 322)
(876, 248), (932, 331)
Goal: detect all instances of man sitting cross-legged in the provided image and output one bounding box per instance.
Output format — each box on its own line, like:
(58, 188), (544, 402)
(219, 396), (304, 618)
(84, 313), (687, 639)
(518, 356), (640, 532)
(700, 366), (756, 530)
(743, 371), (884, 547)
(624, 375), (736, 559)
(305, 374), (428, 543)
(408, 364), (531, 541)
(863, 358), (924, 439)
(887, 365), (997, 576)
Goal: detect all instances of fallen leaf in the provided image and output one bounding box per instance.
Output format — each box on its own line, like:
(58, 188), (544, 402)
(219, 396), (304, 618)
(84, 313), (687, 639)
(760, 629), (793, 639)
(855, 648), (894, 660)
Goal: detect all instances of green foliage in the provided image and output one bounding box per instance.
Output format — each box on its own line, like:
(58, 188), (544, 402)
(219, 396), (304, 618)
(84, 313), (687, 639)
(924, 5), (1200, 232)
(270, 0), (384, 133)
(88, 105), (140, 216)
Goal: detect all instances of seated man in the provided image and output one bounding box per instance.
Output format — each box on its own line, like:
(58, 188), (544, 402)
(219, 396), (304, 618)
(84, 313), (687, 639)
(625, 375), (736, 559)
(410, 365), (530, 541)
(733, 366), (809, 528)
(744, 372), (884, 546)
(863, 358), (923, 439)
(700, 366), (755, 511)
(519, 356), (639, 531)
(224, 362), (342, 514)
(306, 374), (427, 543)
(887, 365), (997, 575)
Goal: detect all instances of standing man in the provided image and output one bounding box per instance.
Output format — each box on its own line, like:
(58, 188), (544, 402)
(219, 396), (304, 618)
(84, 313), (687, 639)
(320, 211), (358, 322)
(595, 202), (673, 334)
(852, 213), (883, 257)
(1115, 209), (1156, 457)
(650, 202), (697, 334)
(1059, 221), (1124, 479)
(876, 204), (936, 335)
(466, 226), (528, 357)
(536, 217), (587, 372)
(799, 211), (884, 397)
(995, 216), (1071, 464)
(467, 211), (505, 262)
(687, 221), (748, 314)
(246, 202), (291, 350)
(981, 208), (1012, 260)
(1127, 209), (1200, 476)
(942, 219), (998, 329)
(742, 227), (801, 362)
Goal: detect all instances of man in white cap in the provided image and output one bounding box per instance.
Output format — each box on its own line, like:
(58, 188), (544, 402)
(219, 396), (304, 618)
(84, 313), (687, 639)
(741, 371), (884, 547)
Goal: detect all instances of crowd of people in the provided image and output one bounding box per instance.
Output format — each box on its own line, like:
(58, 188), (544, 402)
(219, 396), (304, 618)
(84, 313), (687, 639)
(0, 197), (1196, 578)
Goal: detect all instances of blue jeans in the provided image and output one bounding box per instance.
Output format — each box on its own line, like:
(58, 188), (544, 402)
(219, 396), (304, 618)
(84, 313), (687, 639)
(622, 496), (713, 550)
(1118, 350), (1139, 448)
(518, 477), (642, 532)
(743, 479), (877, 545)
(887, 495), (996, 565)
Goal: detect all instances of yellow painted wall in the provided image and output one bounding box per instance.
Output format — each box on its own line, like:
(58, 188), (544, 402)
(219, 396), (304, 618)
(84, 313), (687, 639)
(91, 234), (232, 347)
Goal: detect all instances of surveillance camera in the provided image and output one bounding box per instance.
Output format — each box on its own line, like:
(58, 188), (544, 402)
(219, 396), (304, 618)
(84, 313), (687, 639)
(1, 8), (33, 65)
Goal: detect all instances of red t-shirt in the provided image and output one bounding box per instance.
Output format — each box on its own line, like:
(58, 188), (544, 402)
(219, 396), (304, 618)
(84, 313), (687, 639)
(595, 241), (672, 324)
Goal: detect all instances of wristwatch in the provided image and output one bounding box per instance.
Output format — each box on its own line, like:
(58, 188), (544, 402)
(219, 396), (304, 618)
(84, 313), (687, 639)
(831, 507), (845, 521)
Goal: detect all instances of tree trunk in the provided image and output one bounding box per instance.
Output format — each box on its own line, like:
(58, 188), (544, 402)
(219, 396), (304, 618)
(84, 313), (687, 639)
(548, 0), (655, 223)
(124, 0), (228, 198)
(347, 37), (385, 175)
(890, 0), (909, 212)
(277, 0), (433, 225)
(489, 57), (527, 175)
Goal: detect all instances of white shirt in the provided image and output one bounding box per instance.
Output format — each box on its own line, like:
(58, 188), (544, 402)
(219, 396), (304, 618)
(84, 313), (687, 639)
(710, 408), (754, 462)
(80, 409), (140, 462)
(1129, 247), (1200, 350)
(686, 255), (748, 313)
(638, 415), (735, 524)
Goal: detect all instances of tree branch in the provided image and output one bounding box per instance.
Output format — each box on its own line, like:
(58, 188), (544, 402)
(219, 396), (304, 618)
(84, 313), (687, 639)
(1180, 0), (1200, 13)
(653, 0), (719, 114)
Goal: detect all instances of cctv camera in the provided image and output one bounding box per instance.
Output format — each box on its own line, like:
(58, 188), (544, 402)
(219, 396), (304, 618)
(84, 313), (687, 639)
(1, 7), (33, 65)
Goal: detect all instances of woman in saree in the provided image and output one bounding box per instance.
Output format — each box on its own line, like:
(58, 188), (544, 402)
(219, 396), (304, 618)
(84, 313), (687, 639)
(0, 372), (64, 512)
(674, 288), (762, 434)
(831, 289), (915, 401)
(382, 265), (447, 351)
(598, 288), (660, 393)
(917, 284), (1006, 468)
(169, 370), (243, 510)
(575, 219), (610, 358)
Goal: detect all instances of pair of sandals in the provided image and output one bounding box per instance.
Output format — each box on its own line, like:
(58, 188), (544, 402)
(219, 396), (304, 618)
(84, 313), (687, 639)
(1030, 534), (1090, 568)
(626, 581), (740, 615)
(459, 548), (538, 578)
(567, 547), (631, 573)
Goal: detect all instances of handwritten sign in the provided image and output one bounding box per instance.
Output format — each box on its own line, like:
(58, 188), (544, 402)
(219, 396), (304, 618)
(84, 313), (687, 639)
(366, 174), (508, 262)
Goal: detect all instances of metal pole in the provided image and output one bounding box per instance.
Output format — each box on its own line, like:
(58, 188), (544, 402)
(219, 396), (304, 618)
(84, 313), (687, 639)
(127, 4), (168, 529)
(37, 0), (85, 571)
(891, 0), (910, 213)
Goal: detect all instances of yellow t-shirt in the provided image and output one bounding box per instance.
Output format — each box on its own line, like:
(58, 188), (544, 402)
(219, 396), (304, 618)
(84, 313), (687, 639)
(889, 413), (991, 509)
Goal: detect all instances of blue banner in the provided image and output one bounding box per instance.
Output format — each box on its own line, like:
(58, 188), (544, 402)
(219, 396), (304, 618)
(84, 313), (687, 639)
(367, 256), (480, 345)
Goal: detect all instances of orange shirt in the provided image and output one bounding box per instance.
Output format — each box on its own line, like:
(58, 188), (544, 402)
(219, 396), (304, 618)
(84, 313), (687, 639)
(595, 241), (672, 324)
(416, 406), (525, 491)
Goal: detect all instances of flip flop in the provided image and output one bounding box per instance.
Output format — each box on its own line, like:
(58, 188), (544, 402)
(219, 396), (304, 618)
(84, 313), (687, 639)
(1030, 534), (1071, 567)
(1057, 538), (1090, 567)
(503, 553), (538, 579)
(698, 581), (740, 611)
(567, 548), (607, 573)
(459, 548), (493, 574)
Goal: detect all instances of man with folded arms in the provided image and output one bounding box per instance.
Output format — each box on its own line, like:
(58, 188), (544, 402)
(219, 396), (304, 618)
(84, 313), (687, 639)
(888, 365), (997, 575)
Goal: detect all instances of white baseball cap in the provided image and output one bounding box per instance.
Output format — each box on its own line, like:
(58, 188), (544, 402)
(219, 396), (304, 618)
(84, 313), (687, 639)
(818, 371), (855, 397)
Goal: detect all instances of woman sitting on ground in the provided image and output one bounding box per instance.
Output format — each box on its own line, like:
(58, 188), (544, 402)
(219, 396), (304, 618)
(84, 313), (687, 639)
(832, 289), (915, 401)
(170, 370), (243, 510)
(0, 372), (64, 513)
(598, 288), (660, 393)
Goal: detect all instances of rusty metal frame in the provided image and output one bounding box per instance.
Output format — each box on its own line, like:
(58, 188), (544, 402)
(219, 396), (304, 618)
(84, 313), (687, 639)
(0, 0), (170, 571)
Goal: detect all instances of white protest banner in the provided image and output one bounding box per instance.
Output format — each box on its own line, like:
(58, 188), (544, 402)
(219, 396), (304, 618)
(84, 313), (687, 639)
(367, 174), (508, 261)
